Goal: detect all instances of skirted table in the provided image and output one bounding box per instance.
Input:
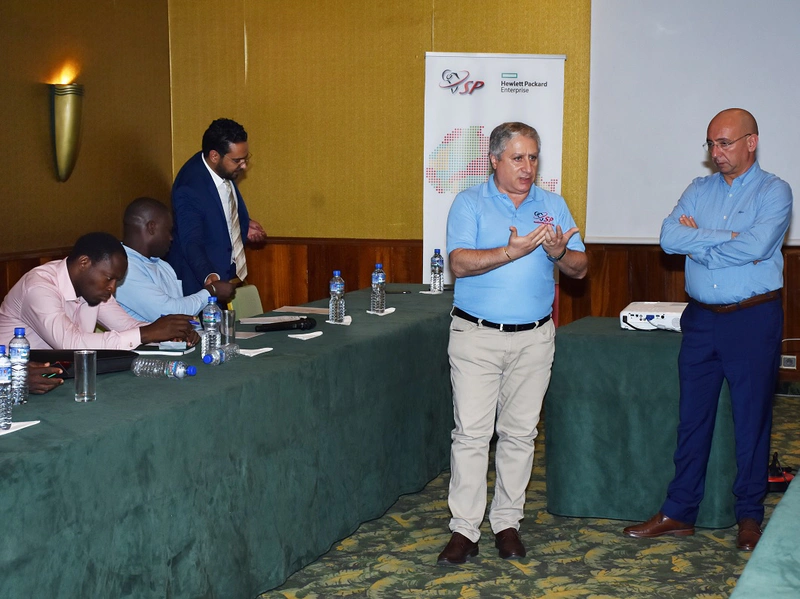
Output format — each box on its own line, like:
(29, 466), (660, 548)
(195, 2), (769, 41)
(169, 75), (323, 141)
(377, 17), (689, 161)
(545, 316), (737, 528)
(0, 286), (454, 598)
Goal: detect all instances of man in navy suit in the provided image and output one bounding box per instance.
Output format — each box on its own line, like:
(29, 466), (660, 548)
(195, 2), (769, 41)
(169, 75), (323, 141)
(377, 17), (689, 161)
(167, 118), (267, 295)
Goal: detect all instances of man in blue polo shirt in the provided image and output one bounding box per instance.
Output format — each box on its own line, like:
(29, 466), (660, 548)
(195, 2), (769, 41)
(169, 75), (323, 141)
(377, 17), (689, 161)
(436, 122), (588, 566)
(623, 108), (792, 551)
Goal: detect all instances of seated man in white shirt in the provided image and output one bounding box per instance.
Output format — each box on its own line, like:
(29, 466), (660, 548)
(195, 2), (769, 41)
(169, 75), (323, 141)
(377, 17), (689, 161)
(0, 232), (199, 352)
(116, 197), (235, 321)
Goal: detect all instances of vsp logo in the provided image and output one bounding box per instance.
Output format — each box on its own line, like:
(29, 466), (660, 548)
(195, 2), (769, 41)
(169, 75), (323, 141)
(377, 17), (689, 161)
(534, 211), (554, 225)
(439, 69), (485, 95)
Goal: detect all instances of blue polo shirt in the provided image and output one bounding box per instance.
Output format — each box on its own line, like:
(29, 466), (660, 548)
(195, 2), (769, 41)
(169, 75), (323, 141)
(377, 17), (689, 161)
(446, 176), (584, 323)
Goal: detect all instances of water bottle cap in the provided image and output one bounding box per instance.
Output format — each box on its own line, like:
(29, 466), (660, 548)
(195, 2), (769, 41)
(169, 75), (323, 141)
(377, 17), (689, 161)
(208, 296), (217, 303)
(0, 345), (5, 354)
(333, 270), (341, 276)
(375, 263), (382, 269)
(186, 365), (198, 376)
(202, 354), (214, 364)
(14, 328), (25, 336)
(434, 248), (441, 254)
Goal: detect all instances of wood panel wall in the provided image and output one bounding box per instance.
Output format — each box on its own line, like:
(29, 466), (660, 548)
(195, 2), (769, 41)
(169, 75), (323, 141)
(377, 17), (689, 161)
(244, 238), (424, 310)
(0, 248), (73, 300)
(558, 244), (800, 345)
(3, 241), (799, 344)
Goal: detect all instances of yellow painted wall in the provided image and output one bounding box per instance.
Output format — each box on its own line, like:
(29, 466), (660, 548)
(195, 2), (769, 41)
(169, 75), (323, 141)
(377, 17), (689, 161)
(0, 0), (172, 253)
(169, 0), (591, 240)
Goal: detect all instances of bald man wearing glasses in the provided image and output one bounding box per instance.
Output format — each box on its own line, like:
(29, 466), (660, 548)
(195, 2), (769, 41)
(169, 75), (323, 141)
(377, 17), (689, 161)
(167, 118), (267, 295)
(624, 108), (793, 552)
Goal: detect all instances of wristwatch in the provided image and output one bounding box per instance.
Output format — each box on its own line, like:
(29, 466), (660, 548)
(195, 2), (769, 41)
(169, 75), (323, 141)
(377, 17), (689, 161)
(546, 248), (567, 263)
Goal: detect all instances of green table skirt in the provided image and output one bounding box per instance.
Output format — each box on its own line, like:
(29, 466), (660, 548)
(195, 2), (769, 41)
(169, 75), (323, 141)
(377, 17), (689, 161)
(0, 286), (454, 597)
(731, 477), (800, 598)
(545, 317), (736, 528)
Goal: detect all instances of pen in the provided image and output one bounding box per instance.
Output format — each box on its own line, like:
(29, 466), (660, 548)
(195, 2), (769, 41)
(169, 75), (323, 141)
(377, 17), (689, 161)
(161, 313), (200, 326)
(387, 291), (411, 294)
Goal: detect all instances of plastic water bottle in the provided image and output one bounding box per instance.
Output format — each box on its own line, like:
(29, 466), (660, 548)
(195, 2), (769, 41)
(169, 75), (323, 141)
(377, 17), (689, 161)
(9, 327), (30, 405)
(201, 296), (222, 357)
(0, 346), (11, 430)
(329, 270), (346, 323)
(370, 263), (386, 313)
(430, 249), (444, 293)
(202, 344), (241, 366)
(131, 357), (197, 379)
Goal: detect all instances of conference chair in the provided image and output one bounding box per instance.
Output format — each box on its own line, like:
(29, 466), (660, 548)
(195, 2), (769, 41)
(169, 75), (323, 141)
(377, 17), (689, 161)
(229, 284), (263, 319)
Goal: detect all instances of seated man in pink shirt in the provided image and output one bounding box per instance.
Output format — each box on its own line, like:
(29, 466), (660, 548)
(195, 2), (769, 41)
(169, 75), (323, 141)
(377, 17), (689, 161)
(0, 232), (199, 392)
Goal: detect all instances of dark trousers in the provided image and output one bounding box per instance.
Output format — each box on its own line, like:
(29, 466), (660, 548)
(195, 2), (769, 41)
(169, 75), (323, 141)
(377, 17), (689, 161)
(661, 297), (783, 525)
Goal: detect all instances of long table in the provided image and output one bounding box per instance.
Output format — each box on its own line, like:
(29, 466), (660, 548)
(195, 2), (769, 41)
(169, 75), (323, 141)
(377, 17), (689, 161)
(545, 317), (737, 528)
(0, 286), (454, 598)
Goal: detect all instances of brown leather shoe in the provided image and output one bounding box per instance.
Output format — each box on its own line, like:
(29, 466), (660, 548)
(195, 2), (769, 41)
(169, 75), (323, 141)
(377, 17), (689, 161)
(436, 532), (479, 566)
(494, 527), (526, 559)
(737, 518), (762, 551)
(623, 512), (695, 538)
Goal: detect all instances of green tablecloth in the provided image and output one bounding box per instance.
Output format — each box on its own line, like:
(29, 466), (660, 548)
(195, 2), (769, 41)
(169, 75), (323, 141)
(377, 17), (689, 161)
(731, 477), (800, 598)
(0, 286), (454, 598)
(545, 317), (736, 528)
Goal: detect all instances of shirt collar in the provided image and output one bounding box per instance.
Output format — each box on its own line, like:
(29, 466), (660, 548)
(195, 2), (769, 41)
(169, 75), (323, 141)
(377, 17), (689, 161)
(725, 161), (762, 188)
(123, 244), (160, 264)
(57, 258), (79, 303)
(485, 174), (539, 203)
(202, 154), (227, 190)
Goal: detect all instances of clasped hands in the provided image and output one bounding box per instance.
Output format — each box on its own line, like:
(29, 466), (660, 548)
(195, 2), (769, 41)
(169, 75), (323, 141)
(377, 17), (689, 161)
(505, 224), (579, 262)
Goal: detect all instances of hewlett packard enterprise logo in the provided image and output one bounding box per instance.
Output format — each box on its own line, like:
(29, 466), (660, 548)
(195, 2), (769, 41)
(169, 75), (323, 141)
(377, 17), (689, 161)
(501, 72), (548, 94)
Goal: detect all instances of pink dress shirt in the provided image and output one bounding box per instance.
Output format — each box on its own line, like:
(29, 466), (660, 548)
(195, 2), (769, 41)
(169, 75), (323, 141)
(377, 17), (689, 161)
(0, 259), (143, 350)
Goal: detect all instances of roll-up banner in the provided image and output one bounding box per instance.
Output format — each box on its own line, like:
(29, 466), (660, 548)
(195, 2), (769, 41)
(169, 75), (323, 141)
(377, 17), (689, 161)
(422, 52), (566, 283)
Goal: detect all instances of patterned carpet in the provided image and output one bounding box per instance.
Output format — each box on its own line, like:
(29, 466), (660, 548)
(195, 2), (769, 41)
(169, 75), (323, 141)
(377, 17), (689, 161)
(260, 395), (800, 599)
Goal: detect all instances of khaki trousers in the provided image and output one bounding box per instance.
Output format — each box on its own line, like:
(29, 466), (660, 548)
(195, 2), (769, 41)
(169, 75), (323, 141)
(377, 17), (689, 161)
(446, 314), (555, 542)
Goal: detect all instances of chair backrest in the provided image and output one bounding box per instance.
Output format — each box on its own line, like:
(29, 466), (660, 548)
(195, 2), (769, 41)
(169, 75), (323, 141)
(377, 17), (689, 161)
(229, 284), (263, 319)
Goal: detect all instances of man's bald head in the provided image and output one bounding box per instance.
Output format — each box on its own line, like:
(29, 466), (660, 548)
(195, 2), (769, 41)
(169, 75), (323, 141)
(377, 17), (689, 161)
(709, 108), (758, 136)
(706, 108), (759, 184)
(124, 197), (169, 231)
(123, 197), (173, 258)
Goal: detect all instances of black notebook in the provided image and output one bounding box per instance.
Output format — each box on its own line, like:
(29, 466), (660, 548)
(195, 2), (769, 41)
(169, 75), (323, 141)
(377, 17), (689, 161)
(29, 349), (139, 378)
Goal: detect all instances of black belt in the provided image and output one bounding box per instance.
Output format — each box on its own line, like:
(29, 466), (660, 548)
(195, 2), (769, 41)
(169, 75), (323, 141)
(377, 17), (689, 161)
(452, 307), (551, 332)
(691, 289), (781, 314)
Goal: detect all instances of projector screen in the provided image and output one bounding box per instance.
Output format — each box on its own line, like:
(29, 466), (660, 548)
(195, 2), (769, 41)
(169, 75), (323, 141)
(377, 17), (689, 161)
(586, 0), (800, 244)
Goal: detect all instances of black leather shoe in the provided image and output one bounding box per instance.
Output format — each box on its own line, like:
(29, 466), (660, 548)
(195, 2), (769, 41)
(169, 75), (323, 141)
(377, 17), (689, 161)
(495, 527), (526, 559)
(436, 532), (479, 566)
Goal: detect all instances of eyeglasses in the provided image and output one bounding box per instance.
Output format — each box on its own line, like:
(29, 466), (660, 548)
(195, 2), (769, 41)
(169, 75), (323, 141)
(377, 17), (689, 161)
(225, 153), (251, 165)
(703, 134), (753, 151)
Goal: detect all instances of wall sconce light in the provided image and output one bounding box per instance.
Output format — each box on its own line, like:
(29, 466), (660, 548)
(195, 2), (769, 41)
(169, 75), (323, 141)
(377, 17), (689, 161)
(49, 83), (84, 182)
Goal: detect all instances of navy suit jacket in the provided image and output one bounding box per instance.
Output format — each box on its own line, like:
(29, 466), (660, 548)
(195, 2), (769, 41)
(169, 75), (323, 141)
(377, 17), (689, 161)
(167, 152), (250, 295)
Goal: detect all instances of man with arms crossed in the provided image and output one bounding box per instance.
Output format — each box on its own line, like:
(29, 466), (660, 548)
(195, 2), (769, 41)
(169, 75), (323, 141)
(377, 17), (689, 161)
(0, 232), (198, 351)
(116, 197), (236, 321)
(437, 122), (588, 565)
(623, 108), (792, 551)
(167, 118), (267, 295)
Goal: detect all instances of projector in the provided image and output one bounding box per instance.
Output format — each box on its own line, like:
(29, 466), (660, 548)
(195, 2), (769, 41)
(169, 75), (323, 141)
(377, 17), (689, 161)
(620, 301), (687, 332)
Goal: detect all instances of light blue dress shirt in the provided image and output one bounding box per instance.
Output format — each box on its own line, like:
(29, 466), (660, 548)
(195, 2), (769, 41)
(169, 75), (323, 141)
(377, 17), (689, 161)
(660, 162), (792, 305)
(446, 176), (584, 323)
(116, 245), (210, 322)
